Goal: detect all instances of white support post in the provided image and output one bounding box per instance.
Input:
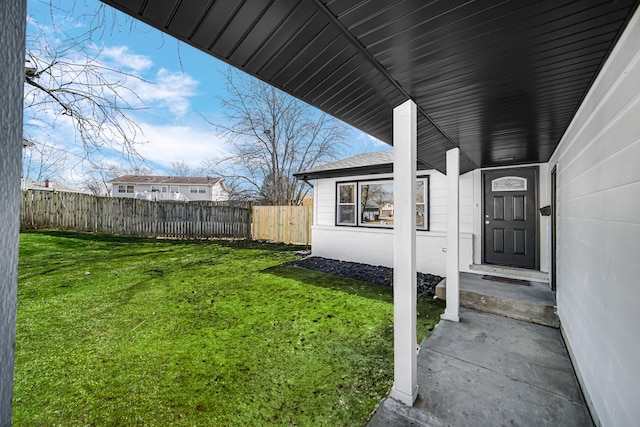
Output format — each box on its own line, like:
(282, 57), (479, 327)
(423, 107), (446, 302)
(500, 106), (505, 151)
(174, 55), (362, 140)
(390, 99), (418, 406)
(442, 148), (460, 322)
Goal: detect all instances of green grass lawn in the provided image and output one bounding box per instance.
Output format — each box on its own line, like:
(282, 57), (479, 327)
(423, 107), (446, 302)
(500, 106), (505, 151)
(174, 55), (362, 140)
(14, 231), (444, 426)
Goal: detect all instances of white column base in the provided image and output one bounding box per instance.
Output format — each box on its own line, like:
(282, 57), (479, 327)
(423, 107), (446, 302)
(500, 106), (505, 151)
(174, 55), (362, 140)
(441, 312), (460, 322)
(390, 384), (419, 406)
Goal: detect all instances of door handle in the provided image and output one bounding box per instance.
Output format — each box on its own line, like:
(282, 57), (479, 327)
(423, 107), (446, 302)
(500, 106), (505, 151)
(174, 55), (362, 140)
(485, 220), (490, 224)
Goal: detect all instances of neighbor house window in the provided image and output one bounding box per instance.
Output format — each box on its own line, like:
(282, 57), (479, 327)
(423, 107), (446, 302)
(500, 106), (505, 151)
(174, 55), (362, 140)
(118, 185), (126, 193)
(151, 185), (160, 192)
(127, 185), (134, 193)
(170, 186), (179, 193)
(337, 183), (356, 225)
(190, 186), (207, 194)
(336, 177), (429, 230)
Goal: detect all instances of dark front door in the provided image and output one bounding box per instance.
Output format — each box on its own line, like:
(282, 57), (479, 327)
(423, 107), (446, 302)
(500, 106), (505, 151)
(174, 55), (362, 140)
(483, 167), (538, 269)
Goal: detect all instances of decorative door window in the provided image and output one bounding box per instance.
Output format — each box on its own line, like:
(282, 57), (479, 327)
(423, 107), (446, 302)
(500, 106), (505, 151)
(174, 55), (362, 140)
(492, 176), (527, 192)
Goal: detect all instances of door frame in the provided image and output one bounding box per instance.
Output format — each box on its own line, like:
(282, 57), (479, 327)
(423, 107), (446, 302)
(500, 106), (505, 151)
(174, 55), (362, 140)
(550, 165), (557, 291)
(481, 166), (540, 270)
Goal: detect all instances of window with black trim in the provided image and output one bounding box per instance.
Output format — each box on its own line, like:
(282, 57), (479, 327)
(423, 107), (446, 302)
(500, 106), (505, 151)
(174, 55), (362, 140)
(336, 177), (429, 230)
(337, 183), (356, 225)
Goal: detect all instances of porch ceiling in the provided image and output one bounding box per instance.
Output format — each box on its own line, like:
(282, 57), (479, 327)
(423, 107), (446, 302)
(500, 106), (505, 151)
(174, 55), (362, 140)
(101, 0), (639, 174)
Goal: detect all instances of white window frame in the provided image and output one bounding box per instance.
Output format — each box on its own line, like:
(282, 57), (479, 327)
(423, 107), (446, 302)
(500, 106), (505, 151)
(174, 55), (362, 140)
(336, 183), (356, 225)
(151, 185), (160, 192)
(415, 179), (427, 229)
(126, 185), (134, 194)
(170, 186), (179, 193)
(336, 177), (429, 230)
(118, 185), (126, 193)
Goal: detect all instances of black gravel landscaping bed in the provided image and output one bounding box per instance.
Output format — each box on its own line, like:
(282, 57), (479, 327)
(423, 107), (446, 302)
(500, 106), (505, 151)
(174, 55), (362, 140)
(290, 256), (443, 296)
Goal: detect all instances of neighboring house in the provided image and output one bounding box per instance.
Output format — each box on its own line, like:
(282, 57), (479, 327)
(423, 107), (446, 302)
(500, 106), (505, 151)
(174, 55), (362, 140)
(21, 179), (91, 194)
(108, 175), (230, 202)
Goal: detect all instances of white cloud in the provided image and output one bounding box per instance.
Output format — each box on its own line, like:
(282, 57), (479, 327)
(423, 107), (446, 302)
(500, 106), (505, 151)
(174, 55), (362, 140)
(99, 45), (153, 72)
(133, 121), (229, 171)
(140, 68), (199, 116)
(113, 67), (200, 117)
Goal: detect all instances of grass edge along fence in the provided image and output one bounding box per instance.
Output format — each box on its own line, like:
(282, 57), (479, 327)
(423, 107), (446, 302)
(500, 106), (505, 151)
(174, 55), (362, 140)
(20, 190), (251, 239)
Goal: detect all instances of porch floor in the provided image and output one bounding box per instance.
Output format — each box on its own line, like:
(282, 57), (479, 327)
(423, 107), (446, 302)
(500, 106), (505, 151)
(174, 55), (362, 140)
(366, 308), (592, 426)
(435, 272), (559, 327)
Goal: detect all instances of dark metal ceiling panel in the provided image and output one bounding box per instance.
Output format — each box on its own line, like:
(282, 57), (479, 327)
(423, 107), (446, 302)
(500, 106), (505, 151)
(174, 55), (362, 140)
(101, 0), (639, 174)
(140, 0), (178, 26)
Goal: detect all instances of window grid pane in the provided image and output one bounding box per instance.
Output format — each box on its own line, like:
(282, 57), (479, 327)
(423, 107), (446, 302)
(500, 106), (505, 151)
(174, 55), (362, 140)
(339, 184), (354, 203)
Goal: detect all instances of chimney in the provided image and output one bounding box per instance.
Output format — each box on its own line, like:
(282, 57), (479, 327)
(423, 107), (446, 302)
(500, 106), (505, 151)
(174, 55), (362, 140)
(44, 179), (50, 188)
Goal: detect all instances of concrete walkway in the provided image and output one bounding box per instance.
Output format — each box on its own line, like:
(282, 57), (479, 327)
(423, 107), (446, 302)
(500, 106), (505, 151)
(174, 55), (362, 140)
(367, 308), (592, 426)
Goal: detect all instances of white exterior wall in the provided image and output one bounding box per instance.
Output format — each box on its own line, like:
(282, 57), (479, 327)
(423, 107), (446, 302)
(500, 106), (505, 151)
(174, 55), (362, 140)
(312, 171), (473, 277)
(547, 9), (640, 426)
(0, 0), (26, 419)
(210, 182), (230, 201)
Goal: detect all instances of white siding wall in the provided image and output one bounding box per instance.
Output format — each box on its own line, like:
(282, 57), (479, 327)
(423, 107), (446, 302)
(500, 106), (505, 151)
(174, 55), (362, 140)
(547, 9), (640, 426)
(430, 170), (474, 233)
(311, 171), (474, 276)
(211, 182), (230, 201)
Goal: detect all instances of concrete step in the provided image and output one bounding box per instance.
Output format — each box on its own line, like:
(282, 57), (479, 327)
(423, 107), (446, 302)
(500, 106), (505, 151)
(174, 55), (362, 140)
(436, 273), (559, 328)
(469, 264), (549, 283)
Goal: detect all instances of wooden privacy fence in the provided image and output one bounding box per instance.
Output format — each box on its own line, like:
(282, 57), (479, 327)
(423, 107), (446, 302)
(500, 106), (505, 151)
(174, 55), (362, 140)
(20, 190), (251, 239)
(252, 205), (312, 245)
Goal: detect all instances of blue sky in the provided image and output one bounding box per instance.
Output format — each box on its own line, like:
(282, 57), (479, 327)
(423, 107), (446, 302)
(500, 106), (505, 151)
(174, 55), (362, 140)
(25, 0), (388, 184)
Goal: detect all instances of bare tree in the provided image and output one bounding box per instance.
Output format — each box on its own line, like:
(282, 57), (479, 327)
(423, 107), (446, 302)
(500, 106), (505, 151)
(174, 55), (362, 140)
(22, 140), (68, 183)
(169, 161), (194, 177)
(205, 70), (348, 205)
(24, 1), (147, 167)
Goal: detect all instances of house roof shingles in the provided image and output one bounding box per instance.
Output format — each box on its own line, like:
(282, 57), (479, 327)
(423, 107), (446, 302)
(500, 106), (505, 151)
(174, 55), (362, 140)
(294, 150), (429, 180)
(109, 175), (222, 185)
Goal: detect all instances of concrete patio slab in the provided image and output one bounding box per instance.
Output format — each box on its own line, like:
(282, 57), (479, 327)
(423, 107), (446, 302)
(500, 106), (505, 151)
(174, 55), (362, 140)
(367, 308), (592, 427)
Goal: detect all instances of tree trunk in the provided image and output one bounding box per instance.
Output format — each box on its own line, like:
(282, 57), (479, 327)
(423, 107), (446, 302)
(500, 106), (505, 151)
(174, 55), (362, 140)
(0, 0), (26, 421)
